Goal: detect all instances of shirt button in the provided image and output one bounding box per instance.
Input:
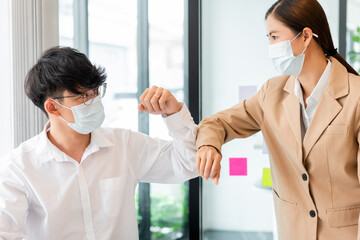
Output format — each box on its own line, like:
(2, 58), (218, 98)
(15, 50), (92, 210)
(302, 174), (308, 181)
(309, 210), (316, 218)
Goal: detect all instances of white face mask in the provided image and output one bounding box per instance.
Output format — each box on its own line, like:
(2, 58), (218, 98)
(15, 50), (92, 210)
(268, 32), (307, 76)
(52, 95), (105, 134)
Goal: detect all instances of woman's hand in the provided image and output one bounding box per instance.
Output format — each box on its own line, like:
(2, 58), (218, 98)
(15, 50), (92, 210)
(138, 86), (182, 116)
(196, 145), (222, 185)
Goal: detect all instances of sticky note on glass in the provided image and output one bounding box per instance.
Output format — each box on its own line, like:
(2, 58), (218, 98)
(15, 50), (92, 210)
(229, 158), (247, 176)
(239, 85), (257, 102)
(262, 168), (272, 187)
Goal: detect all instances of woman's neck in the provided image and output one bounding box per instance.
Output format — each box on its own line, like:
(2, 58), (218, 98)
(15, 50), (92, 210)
(297, 47), (328, 99)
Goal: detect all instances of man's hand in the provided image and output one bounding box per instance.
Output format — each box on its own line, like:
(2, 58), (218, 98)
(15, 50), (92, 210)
(138, 86), (182, 116)
(196, 145), (222, 185)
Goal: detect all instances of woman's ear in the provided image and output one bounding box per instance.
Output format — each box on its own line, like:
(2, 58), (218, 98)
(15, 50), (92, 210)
(44, 99), (60, 117)
(302, 27), (314, 47)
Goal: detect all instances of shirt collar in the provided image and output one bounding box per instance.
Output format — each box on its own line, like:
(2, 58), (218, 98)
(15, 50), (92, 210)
(294, 59), (332, 105)
(294, 78), (305, 106)
(36, 122), (114, 165)
(89, 127), (114, 149)
(36, 121), (58, 165)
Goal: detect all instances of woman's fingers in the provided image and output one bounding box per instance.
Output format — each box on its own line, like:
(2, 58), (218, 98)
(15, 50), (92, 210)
(203, 151), (215, 180)
(210, 154), (221, 178)
(196, 151), (202, 173)
(199, 151), (207, 177)
(196, 146), (222, 184)
(210, 154), (222, 184)
(213, 171), (221, 185)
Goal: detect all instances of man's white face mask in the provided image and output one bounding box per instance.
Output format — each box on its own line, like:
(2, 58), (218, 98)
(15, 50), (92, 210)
(268, 32), (311, 76)
(52, 95), (105, 134)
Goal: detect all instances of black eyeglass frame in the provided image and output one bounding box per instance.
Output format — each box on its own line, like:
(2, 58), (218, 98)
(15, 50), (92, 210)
(52, 83), (107, 105)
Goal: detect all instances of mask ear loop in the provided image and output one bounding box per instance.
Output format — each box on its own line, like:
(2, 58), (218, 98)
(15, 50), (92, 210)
(51, 99), (72, 124)
(51, 99), (72, 110)
(290, 32), (302, 43)
(301, 46), (307, 55)
(289, 32), (307, 56)
(292, 31), (318, 55)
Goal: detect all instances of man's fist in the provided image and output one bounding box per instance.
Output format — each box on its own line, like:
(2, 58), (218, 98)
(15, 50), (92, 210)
(138, 86), (182, 116)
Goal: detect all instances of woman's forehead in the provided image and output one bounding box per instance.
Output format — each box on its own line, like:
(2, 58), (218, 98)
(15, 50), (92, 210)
(266, 14), (290, 35)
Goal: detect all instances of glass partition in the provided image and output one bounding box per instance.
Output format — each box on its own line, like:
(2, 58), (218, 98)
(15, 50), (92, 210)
(201, 1), (340, 239)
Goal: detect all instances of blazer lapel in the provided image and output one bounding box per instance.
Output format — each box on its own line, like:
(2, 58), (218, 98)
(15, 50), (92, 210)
(302, 57), (349, 160)
(302, 91), (342, 160)
(282, 76), (303, 162)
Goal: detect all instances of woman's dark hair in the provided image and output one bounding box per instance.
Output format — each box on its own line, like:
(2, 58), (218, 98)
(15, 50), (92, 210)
(25, 46), (107, 115)
(266, 0), (359, 76)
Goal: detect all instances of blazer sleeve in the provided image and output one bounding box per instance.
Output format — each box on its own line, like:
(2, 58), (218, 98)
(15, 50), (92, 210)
(355, 100), (360, 239)
(196, 80), (269, 152)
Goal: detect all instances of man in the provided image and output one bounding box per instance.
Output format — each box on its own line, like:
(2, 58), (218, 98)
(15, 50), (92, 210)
(0, 47), (198, 239)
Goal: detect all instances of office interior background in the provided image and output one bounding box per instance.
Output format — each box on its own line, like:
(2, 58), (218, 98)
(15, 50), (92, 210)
(0, 0), (359, 239)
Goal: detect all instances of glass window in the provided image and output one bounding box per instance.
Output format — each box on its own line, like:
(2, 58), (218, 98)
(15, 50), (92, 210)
(88, 0), (138, 132)
(201, 2), (277, 239)
(59, 1), (189, 239)
(148, 0), (189, 239)
(347, 0), (360, 74)
(59, 0), (74, 47)
(88, 0), (138, 96)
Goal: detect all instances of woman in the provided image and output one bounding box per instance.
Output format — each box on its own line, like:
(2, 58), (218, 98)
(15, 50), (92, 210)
(196, 0), (360, 239)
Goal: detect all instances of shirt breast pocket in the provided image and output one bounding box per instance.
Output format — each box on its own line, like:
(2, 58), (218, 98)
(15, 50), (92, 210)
(322, 124), (348, 135)
(99, 176), (128, 218)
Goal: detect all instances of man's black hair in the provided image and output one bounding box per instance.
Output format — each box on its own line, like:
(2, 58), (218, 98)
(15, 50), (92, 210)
(24, 46), (107, 116)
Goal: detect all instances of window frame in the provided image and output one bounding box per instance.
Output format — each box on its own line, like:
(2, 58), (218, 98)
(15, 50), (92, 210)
(70, 0), (202, 239)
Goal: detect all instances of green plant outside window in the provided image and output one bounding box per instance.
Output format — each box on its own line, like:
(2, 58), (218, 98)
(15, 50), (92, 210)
(349, 27), (360, 74)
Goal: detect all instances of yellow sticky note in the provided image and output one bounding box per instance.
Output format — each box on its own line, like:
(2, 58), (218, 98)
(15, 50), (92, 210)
(262, 168), (272, 187)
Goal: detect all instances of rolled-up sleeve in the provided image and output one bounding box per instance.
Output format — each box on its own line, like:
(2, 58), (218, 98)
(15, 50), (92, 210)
(126, 103), (199, 184)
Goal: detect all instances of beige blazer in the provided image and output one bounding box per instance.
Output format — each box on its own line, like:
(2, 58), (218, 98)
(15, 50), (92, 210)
(196, 57), (360, 240)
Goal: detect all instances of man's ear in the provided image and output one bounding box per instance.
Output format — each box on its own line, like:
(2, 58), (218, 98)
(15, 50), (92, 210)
(44, 99), (60, 117)
(302, 27), (314, 47)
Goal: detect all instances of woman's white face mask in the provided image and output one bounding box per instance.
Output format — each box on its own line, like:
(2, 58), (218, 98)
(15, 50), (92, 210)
(268, 32), (307, 76)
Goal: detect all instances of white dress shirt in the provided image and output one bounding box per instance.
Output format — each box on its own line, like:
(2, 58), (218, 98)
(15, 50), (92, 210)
(294, 59), (332, 137)
(0, 104), (199, 240)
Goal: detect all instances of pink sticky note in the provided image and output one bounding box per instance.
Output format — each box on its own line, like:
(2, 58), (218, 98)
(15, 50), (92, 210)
(229, 158), (247, 176)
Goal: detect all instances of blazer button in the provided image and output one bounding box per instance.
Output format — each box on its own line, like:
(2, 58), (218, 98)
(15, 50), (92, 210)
(310, 210), (316, 218)
(302, 174), (308, 181)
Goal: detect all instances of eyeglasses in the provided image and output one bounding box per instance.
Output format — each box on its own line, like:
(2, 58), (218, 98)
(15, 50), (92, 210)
(53, 83), (107, 105)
